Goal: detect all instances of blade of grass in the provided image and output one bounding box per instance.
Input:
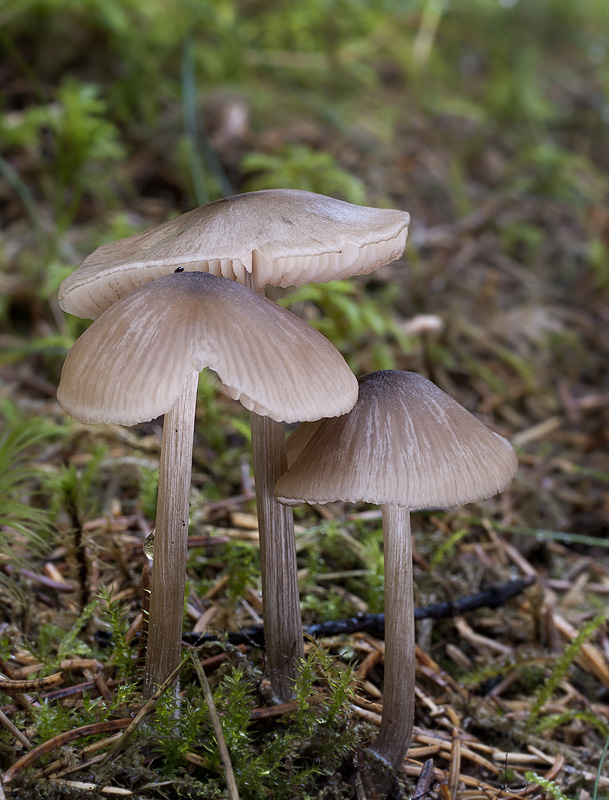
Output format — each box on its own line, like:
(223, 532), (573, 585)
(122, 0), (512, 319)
(570, 465), (609, 484)
(0, 708), (31, 750)
(0, 155), (45, 246)
(593, 732), (609, 800)
(190, 652), (240, 800)
(464, 518), (609, 549)
(181, 36), (209, 206)
(181, 37), (233, 203)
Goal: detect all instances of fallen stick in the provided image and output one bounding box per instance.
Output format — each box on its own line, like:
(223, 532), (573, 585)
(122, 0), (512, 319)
(185, 576), (536, 647)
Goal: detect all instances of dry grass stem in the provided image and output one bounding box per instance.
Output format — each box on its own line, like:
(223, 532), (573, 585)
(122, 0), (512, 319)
(191, 653), (240, 800)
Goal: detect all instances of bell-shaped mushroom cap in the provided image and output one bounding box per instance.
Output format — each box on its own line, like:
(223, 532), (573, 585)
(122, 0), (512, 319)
(276, 370), (518, 509)
(58, 190), (410, 319)
(57, 272), (358, 426)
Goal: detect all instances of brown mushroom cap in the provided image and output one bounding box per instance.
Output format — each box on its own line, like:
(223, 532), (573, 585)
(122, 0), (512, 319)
(276, 370), (518, 509)
(57, 272), (358, 426)
(58, 190), (410, 319)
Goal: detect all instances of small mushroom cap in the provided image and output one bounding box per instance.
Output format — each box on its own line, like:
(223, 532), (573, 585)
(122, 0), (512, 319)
(58, 190), (410, 319)
(57, 272), (358, 426)
(276, 370), (518, 509)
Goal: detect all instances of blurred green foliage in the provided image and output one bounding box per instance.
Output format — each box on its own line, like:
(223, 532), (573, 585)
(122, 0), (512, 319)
(1, 79), (124, 223)
(2, 0), (609, 356)
(280, 280), (414, 370)
(0, 403), (63, 566)
(242, 144), (366, 203)
(2, 0), (608, 227)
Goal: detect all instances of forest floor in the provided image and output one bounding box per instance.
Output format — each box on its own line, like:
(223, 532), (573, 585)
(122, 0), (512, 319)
(1, 2), (609, 798)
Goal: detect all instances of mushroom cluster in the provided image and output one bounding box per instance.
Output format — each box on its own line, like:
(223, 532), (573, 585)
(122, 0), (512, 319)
(276, 370), (518, 768)
(58, 189), (517, 776)
(57, 189), (410, 700)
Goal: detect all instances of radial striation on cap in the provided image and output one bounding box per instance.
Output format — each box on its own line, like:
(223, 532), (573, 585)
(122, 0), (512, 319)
(58, 190), (410, 319)
(277, 370), (518, 509)
(57, 272), (359, 426)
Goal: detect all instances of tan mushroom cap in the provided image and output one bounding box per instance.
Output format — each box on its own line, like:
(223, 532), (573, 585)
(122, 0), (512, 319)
(58, 190), (410, 319)
(57, 272), (358, 426)
(276, 370), (518, 509)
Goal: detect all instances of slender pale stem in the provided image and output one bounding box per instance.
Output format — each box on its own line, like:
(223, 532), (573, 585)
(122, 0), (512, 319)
(373, 504), (416, 769)
(143, 370), (199, 698)
(250, 411), (304, 701)
(244, 271), (303, 701)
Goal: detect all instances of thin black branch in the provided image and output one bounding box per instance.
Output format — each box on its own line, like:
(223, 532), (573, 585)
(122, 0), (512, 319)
(185, 576), (536, 648)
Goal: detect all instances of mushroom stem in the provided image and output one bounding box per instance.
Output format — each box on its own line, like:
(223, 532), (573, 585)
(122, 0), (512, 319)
(250, 411), (304, 701)
(372, 504), (416, 769)
(143, 370), (199, 697)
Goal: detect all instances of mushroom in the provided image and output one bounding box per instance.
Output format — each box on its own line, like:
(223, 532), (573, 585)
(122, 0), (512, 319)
(58, 189), (410, 316)
(58, 189), (410, 701)
(276, 370), (518, 769)
(57, 271), (358, 696)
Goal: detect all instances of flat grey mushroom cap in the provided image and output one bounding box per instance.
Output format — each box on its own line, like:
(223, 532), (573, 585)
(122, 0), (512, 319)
(57, 272), (359, 426)
(58, 189), (410, 319)
(276, 370), (518, 509)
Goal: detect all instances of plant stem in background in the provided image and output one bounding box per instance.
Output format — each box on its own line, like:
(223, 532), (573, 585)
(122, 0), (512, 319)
(143, 371), (198, 697)
(250, 412), (304, 701)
